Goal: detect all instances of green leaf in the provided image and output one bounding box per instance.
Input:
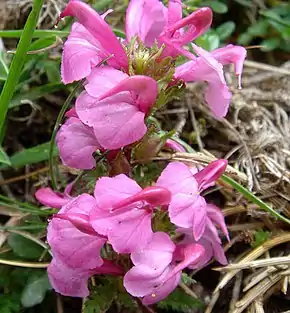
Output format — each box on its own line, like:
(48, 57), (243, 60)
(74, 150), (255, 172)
(84, 284), (116, 313)
(216, 21), (236, 40)
(261, 37), (281, 51)
(28, 36), (57, 52)
(203, 1), (228, 14)
(233, 0), (253, 8)
(237, 32), (253, 45)
(251, 230), (270, 248)
(181, 273), (196, 285)
(9, 83), (65, 108)
(0, 0), (44, 135)
(0, 51), (8, 81)
(247, 19), (269, 36)
(195, 29), (220, 51)
(260, 9), (290, 27)
(0, 142), (58, 169)
(21, 273), (51, 308)
(7, 233), (44, 260)
(0, 146), (11, 166)
(0, 294), (21, 313)
(157, 288), (203, 312)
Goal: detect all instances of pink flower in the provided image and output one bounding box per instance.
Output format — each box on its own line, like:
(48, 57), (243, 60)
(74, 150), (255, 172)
(60, 1), (128, 83)
(56, 117), (102, 169)
(174, 43), (247, 118)
(178, 206), (228, 267)
(164, 139), (186, 152)
(126, 0), (212, 57)
(90, 174), (171, 253)
(48, 258), (123, 297)
(124, 232), (205, 304)
(60, 0), (213, 83)
(35, 183), (73, 208)
(76, 66), (158, 149)
(156, 160), (227, 240)
(47, 194), (107, 270)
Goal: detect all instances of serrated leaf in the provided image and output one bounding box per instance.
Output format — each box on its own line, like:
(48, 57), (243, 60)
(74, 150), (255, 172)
(157, 288), (203, 312)
(216, 21), (236, 40)
(21, 273), (51, 308)
(0, 294), (21, 313)
(84, 284), (116, 313)
(252, 230), (270, 248)
(0, 146), (11, 166)
(181, 273), (196, 285)
(7, 233), (44, 260)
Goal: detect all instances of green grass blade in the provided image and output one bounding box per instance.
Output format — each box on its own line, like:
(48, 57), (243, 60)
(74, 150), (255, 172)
(0, 28), (125, 39)
(0, 142), (58, 170)
(222, 175), (290, 225)
(0, 146), (11, 166)
(0, 0), (44, 135)
(9, 83), (66, 109)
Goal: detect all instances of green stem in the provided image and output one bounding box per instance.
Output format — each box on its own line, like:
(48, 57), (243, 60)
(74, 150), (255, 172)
(0, 0), (44, 135)
(221, 175), (290, 226)
(49, 80), (84, 189)
(0, 28), (125, 39)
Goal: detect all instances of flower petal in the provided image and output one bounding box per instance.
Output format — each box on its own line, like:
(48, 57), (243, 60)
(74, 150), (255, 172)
(131, 232), (175, 269)
(142, 271), (181, 305)
(156, 162), (199, 196)
(61, 22), (106, 84)
(56, 117), (101, 169)
(48, 259), (91, 297)
(61, 0), (127, 68)
(126, 0), (167, 46)
(47, 194), (106, 269)
(35, 187), (70, 209)
(76, 91), (147, 149)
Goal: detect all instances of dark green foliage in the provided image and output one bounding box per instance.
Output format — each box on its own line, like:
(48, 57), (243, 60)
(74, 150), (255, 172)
(157, 288), (203, 312)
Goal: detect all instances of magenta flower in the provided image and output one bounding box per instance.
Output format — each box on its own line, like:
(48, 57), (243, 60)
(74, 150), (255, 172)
(60, 0), (128, 83)
(164, 139), (186, 152)
(75, 66), (158, 149)
(35, 183), (73, 208)
(48, 258), (123, 297)
(124, 232), (205, 304)
(126, 0), (212, 57)
(47, 194), (106, 270)
(178, 210), (228, 267)
(174, 43), (247, 118)
(156, 160), (227, 240)
(60, 0), (213, 83)
(90, 174), (171, 253)
(56, 117), (102, 169)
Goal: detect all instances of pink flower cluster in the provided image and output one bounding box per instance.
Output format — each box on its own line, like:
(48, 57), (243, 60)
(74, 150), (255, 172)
(55, 0), (247, 170)
(36, 160), (229, 303)
(35, 0), (244, 304)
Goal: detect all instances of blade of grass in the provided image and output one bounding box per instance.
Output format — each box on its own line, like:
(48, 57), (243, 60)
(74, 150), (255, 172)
(0, 28), (125, 39)
(9, 83), (66, 109)
(0, 142), (58, 170)
(221, 175), (290, 226)
(0, 0), (44, 135)
(0, 146), (11, 166)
